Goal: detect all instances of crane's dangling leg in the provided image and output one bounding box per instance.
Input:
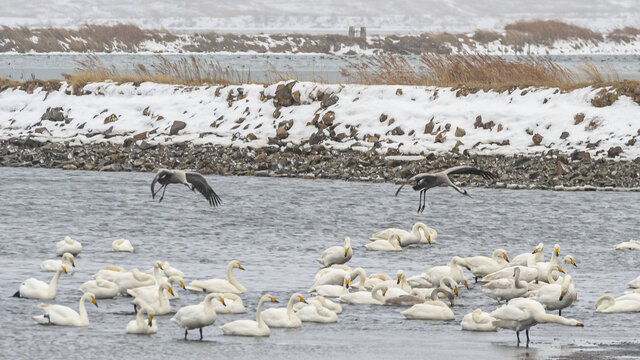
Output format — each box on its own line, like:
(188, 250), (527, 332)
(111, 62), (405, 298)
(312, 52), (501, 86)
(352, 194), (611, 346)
(152, 184), (165, 198)
(526, 329), (530, 348)
(159, 184), (168, 202)
(419, 190), (427, 213)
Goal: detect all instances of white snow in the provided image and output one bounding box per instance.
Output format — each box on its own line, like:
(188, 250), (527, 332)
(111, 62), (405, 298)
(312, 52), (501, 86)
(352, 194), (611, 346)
(0, 81), (638, 159)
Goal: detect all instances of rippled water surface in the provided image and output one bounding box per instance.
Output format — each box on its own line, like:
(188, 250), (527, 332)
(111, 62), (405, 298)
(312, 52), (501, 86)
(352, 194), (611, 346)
(1, 167), (639, 359)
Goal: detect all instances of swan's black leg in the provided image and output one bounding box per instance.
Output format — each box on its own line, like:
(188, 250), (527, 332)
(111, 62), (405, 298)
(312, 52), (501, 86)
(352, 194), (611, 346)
(475, 276), (478, 283)
(526, 329), (530, 348)
(516, 331), (520, 347)
(559, 309), (562, 316)
(133, 304), (137, 314)
(159, 184), (168, 202)
(184, 329), (188, 340)
(199, 327), (203, 340)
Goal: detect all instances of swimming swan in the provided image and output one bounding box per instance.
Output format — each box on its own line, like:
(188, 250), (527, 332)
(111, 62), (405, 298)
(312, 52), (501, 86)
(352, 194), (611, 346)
(79, 277), (119, 299)
(491, 298), (583, 347)
(614, 240), (640, 250)
(411, 276), (459, 299)
(317, 237), (352, 267)
(126, 306), (157, 335)
(461, 308), (497, 331)
(220, 294), (278, 337)
(509, 243), (544, 267)
(187, 260), (246, 293)
(595, 294), (640, 313)
(112, 238), (134, 252)
(261, 293), (307, 328)
(212, 293), (246, 314)
(14, 266), (67, 299)
(370, 222), (436, 246)
(113, 268), (158, 295)
(401, 288), (455, 320)
(41, 253), (75, 273)
(482, 267), (528, 303)
(296, 300), (338, 323)
(482, 255), (540, 283)
(171, 293), (223, 340)
(464, 249), (509, 282)
(314, 274), (350, 298)
(33, 292), (97, 326)
(56, 236), (82, 256)
(422, 256), (470, 286)
(364, 235), (402, 251)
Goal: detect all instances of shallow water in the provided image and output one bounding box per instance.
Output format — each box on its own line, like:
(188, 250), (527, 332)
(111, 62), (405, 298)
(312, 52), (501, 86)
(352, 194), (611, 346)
(1, 53), (638, 82)
(0, 167), (639, 359)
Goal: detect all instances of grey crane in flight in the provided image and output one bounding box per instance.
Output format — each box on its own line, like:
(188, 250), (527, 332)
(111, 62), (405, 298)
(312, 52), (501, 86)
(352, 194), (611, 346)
(151, 169), (222, 207)
(395, 165), (497, 213)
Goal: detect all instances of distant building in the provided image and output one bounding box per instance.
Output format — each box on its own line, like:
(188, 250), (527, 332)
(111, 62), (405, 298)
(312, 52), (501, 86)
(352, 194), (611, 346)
(360, 27), (367, 39)
(348, 26), (367, 39)
(348, 26), (355, 38)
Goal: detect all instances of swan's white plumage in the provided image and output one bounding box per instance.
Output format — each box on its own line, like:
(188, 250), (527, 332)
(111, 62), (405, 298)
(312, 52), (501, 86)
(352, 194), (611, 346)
(171, 293), (221, 337)
(79, 277), (119, 299)
(461, 308), (497, 331)
(614, 240), (640, 250)
(126, 307), (157, 334)
(220, 294), (278, 337)
(317, 237), (352, 267)
(112, 238), (134, 252)
(56, 236), (82, 256)
(40, 253), (75, 273)
(187, 260), (246, 293)
(261, 293), (306, 328)
(17, 267), (66, 299)
(33, 292), (97, 327)
(296, 301), (338, 323)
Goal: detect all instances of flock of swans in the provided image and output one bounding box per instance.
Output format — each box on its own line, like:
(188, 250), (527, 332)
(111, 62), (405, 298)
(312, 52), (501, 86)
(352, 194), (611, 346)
(14, 227), (640, 347)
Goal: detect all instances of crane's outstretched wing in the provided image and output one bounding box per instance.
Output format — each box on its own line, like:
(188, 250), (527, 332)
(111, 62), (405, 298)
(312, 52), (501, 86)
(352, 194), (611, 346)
(151, 169), (171, 199)
(442, 166), (497, 181)
(394, 173), (437, 196)
(185, 172), (222, 207)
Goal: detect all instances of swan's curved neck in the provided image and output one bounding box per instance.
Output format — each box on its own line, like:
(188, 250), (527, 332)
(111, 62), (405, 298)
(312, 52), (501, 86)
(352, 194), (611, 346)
(471, 309), (482, 323)
(440, 277), (454, 292)
(78, 295), (89, 322)
(131, 269), (147, 281)
(514, 270), (525, 288)
(153, 266), (162, 284)
(286, 296), (297, 317)
(227, 263), (245, 292)
(596, 295), (614, 309)
(546, 266), (560, 284)
(158, 286), (169, 307)
(550, 250), (559, 265)
(372, 288), (385, 303)
(351, 269), (366, 291)
(256, 298), (267, 326)
(48, 270), (63, 297)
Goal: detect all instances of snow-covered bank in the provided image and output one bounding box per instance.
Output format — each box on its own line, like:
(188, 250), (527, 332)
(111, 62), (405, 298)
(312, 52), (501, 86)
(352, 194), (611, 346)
(1, 81), (639, 159)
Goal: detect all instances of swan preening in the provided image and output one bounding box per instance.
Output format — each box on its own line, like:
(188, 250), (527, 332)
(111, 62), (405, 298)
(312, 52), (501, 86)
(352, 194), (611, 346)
(56, 236), (82, 256)
(112, 238), (134, 252)
(464, 249), (509, 282)
(41, 253), (75, 273)
(491, 298), (583, 347)
(187, 260), (246, 293)
(461, 309), (497, 331)
(629, 276), (640, 289)
(171, 293), (223, 340)
(220, 294), (279, 337)
(482, 267), (528, 303)
(595, 294), (640, 313)
(33, 292), (98, 327)
(317, 237), (352, 267)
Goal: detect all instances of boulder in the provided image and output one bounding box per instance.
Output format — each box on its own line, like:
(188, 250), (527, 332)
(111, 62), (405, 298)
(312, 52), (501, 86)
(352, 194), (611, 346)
(320, 93), (339, 108)
(390, 126), (404, 136)
(474, 115), (483, 128)
(532, 133), (543, 145)
(276, 126), (289, 139)
(322, 111), (335, 126)
(246, 133), (258, 141)
(608, 146), (623, 158)
(275, 81), (297, 107)
(41, 107), (65, 122)
(424, 118), (435, 134)
(455, 127), (466, 137)
(560, 131), (569, 140)
(379, 114), (388, 123)
(104, 113), (118, 124)
(170, 121), (186, 135)
(133, 131), (148, 141)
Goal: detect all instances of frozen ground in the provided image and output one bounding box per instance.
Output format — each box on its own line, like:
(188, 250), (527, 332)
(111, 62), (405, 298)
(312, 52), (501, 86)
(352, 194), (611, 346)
(1, 81), (638, 159)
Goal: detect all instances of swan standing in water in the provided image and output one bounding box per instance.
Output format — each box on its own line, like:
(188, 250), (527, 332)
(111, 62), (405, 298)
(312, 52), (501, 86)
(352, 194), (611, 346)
(317, 237), (352, 267)
(220, 294), (279, 337)
(14, 266), (67, 299)
(171, 293), (223, 340)
(112, 238), (134, 252)
(510, 243), (544, 267)
(464, 249), (509, 282)
(534, 274), (576, 315)
(261, 293), (308, 328)
(132, 283), (175, 315)
(534, 244), (560, 282)
(370, 222), (435, 246)
(595, 294), (640, 313)
(33, 292), (98, 327)
(187, 260), (246, 293)
(296, 300), (338, 323)
(126, 306), (157, 335)
(212, 294), (246, 314)
(56, 236), (82, 256)
(401, 288), (455, 320)
(293, 296), (343, 314)
(482, 267), (528, 303)
(364, 235), (403, 251)
(41, 253), (75, 273)
(491, 298), (583, 347)
(614, 240), (640, 250)
(79, 277), (119, 299)
(461, 308), (497, 331)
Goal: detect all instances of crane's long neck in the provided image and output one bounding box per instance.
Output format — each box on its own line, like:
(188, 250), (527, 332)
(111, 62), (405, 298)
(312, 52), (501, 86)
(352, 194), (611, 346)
(227, 264), (245, 292)
(48, 270), (62, 297)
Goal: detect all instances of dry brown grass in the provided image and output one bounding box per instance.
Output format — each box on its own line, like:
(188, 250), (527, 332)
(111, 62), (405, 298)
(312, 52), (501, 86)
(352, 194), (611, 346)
(504, 20), (603, 43)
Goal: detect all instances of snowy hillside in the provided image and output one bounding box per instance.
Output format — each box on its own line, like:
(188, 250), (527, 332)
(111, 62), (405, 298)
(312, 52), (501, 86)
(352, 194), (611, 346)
(1, 81), (638, 159)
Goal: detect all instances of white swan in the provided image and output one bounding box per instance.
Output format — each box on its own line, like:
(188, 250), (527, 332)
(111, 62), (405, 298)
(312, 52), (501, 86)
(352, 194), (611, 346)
(534, 274), (576, 315)
(482, 255), (541, 283)
(93, 266), (126, 281)
(14, 266), (67, 299)
(171, 293), (222, 340)
(464, 249), (509, 282)
(161, 262), (184, 279)
(617, 289), (640, 302)
(212, 293), (246, 314)
(317, 237), (352, 267)
(411, 276), (459, 299)
(339, 283), (387, 305)
(595, 294), (640, 313)
(371, 222), (436, 246)
(41, 253), (75, 273)
(364, 235), (402, 251)
(401, 288), (455, 320)
(491, 298), (583, 347)
(33, 292), (97, 327)
(629, 275), (640, 289)
(314, 274), (350, 298)
(526, 264), (566, 292)
(293, 296), (343, 314)
(127, 276), (185, 304)
(364, 273), (392, 290)
(187, 260), (246, 293)
(534, 244), (560, 282)
(482, 267), (528, 303)
(112, 238), (134, 252)
(461, 308), (497, 331)
(510, 242), (544, 267)
(296, 300), (338, 323)
(309, 266), (362, 291)
(113, 268), (158, 295)
(56, 236), (82, 256)
(79, 277), (119, 299)
(422, 256), (470, 286)
(220, 294), (278, 337)
(384, 288), (429, 306)
(261, 293), (307, 328)
(126, 306), (157, 335)
(614, 240), (640, 250)
(377, 270), (412, 297)
(131, 282), (175, 315)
